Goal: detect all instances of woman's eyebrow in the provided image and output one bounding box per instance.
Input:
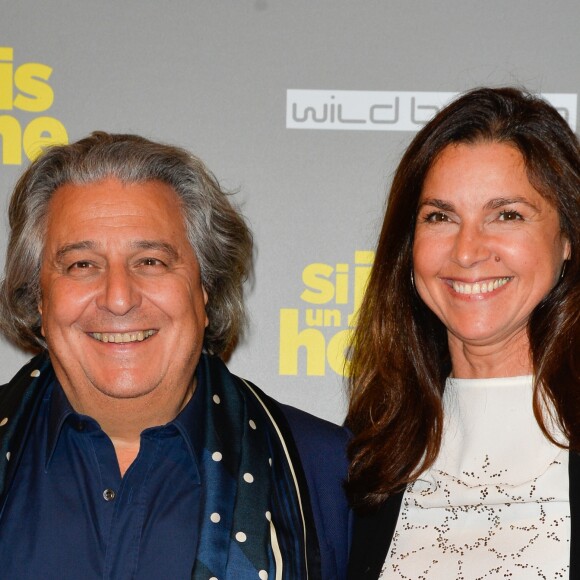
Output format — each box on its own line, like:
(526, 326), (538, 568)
(417, 198), (455, 212)
(484, 197), (540, 211)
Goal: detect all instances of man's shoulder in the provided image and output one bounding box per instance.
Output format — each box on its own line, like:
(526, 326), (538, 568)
(0, 354), (50, 407)
(230, 370), (349, 462)
(228, 367), (349, 483)
(226, 371), (353, 579)
(278, 401), (350, 454)
(266, 399), (351, 580)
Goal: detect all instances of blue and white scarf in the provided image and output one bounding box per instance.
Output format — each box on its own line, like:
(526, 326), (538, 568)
(0, 353), (322, 580)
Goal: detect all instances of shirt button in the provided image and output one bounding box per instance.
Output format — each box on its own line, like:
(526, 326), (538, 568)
(103, 489), (116, 501)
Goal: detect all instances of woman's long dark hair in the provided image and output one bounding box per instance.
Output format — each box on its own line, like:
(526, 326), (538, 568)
(346, 87), (580, 510)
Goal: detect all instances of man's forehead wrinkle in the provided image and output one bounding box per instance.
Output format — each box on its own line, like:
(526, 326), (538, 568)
(53, 239), (181, 260)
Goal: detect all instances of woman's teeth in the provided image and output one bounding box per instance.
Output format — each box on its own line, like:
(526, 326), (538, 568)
(452, 277), (511, 295)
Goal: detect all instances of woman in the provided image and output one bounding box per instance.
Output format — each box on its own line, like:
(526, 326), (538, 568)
(346, 87), (580, 578)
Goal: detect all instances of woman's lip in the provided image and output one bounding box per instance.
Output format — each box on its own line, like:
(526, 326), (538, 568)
(444, 276), (513, 295)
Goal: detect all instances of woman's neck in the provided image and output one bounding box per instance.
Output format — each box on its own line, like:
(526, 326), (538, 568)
(448, 331), (532, 378)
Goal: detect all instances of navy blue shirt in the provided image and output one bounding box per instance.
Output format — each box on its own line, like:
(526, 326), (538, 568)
(0, 379), (204, 579)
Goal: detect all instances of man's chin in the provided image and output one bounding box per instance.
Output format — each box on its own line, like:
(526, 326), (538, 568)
(86, 372), (161, 401)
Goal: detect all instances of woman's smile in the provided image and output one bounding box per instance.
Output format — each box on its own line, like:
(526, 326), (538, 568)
(444, 276), (513, 296)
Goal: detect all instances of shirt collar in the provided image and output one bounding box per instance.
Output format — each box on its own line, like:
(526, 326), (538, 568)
(171, 368), (205, 479)
(46, 379), (74, 469)
(45, 370), (206, 478)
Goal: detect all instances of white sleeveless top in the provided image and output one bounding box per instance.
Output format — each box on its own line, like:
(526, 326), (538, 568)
(380, 375), (570, 579)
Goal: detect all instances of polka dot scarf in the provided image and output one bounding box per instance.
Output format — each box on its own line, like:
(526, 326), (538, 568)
(192, 354), (321, 580)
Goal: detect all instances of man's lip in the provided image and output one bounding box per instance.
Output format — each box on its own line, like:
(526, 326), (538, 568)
(443, 276), (513, 295)
(88, 330), (157, 343)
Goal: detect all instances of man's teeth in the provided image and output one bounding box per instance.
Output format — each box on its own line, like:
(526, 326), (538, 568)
(90, 330), (155, 343)
(452, 277), (511, 295)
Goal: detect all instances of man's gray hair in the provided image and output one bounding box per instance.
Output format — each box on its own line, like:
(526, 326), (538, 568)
(0, 132), (253, 356)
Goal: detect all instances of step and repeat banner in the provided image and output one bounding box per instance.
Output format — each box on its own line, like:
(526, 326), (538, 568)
(1, 1), (578, 423)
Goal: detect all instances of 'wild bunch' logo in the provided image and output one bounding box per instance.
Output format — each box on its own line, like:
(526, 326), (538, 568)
(0, 47), (68, 165)
(279, 251), (374, 376)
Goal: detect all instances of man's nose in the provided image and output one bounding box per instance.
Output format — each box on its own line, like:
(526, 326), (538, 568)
(450, 223), (492, 268)
(96, 265), (141, 315)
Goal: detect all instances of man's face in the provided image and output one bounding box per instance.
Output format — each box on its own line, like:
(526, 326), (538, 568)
(39, 177), (208, 412)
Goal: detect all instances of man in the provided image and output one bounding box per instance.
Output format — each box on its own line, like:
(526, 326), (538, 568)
(0, 132), (350, 579)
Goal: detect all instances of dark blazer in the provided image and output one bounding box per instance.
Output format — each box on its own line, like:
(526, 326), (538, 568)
(281, 403), (353, 579)
(0, 354), (352, 580)
(348, 452), (580, 579)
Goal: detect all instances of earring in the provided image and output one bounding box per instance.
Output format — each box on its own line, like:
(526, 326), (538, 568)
(411, 270), (415, 289)
(560, 260), (569, 280)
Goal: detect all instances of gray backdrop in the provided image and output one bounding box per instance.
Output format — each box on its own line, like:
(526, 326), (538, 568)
(1, 1), (578, 423)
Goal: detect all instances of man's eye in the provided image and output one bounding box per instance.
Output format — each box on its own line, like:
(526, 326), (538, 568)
(423, 211), (450, 223)
(65, 261), (96, 276)
(69, 261), (92, 270)
(498, 210), (523, 221)
(141, 258), (164, 267)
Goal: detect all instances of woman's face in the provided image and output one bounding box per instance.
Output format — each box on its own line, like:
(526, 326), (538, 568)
(413, 141), (570, 356)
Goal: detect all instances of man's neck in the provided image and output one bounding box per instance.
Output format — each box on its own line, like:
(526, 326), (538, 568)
(61, 380), (195, 477)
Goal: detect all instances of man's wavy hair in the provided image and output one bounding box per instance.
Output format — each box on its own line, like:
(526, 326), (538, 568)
(346, 87), (580, 509)
(0, 132), (253, 356)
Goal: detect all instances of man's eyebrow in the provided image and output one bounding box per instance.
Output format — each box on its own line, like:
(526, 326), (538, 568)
(55, 241), (98, 263)
(54, 240), (181, 263)
(129, 240), (180, 260)
(417, 198), (455, 212)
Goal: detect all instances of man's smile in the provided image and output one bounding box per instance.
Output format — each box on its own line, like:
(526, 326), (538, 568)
(89, 329), (156, 343)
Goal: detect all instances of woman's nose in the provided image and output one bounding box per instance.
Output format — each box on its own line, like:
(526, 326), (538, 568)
(451, 223), (492, 268)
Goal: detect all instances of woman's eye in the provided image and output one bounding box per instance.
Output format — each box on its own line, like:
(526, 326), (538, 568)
(498, 210), (523, 221)
(423, 211), (450, 223)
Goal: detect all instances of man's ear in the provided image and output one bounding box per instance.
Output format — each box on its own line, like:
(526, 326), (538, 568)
(38, 302), (45, 337)
(203, 286), (209, 328)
